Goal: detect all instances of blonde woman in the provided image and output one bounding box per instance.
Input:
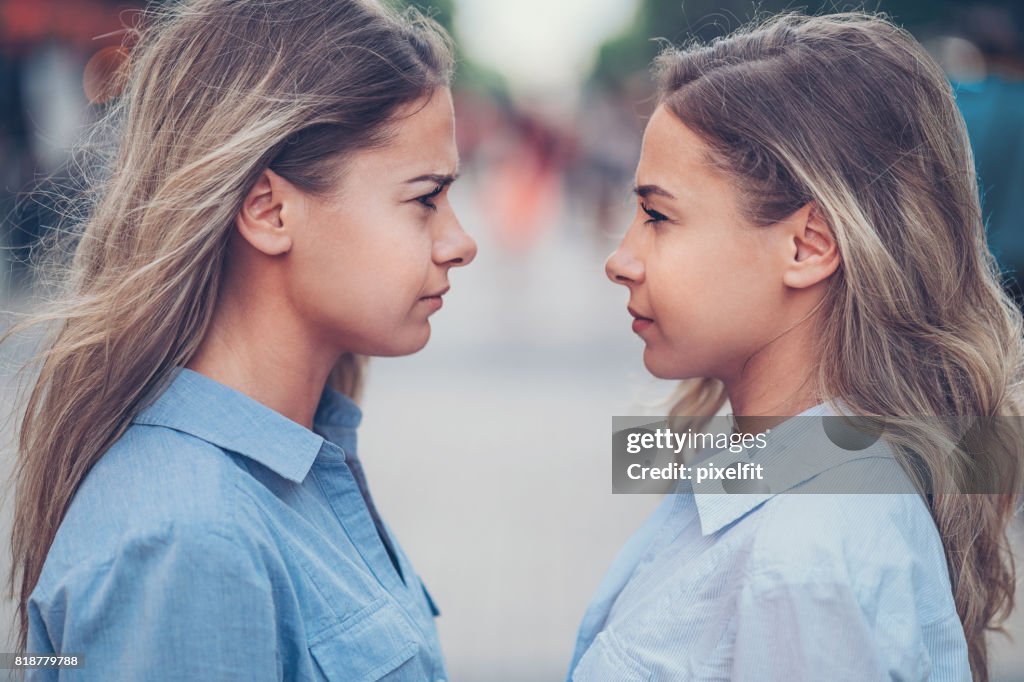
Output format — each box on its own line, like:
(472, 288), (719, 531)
(7, 0), (475, 679)
(571, 12), (1023, 682)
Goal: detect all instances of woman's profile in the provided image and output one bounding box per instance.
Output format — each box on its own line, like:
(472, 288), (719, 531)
(571, 12), (1022, 682)
(6, 0), (475, 679)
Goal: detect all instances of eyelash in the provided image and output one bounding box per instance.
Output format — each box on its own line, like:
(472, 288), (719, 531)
(417, 185), (444, 211)
(641, 203), (668, 225)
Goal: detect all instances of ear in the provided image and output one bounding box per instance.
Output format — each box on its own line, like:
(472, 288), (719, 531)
(781, 202), (841, 289)
(234, 168), (297, 256)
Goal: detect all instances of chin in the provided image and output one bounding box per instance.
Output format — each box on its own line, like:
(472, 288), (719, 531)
(375, 325), (431, 357)
(642, 347), (696, 381)
(642, 348), (673, 379)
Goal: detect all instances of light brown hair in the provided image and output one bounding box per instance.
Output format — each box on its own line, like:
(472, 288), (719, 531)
(656, 12), (1023, 680)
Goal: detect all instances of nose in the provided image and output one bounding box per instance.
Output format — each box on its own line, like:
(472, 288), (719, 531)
(605, 242), (644, 286)
(434, 213), (477, 268)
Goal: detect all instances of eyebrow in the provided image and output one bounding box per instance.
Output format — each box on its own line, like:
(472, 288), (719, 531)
(405, 173), (459, 186)
(633, 184), (676, 200)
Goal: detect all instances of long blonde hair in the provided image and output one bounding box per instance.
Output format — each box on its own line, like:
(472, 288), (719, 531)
(5, 0), (453, 651)
(655, 12), (1023, 680)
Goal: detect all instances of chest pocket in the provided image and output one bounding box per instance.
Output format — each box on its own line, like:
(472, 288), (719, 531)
(571, 631), (654, 682)
(308, 598), (426, 682)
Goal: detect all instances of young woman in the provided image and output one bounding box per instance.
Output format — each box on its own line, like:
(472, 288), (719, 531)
(571, 12), (1022, 682)
(7, 1), (475, 679)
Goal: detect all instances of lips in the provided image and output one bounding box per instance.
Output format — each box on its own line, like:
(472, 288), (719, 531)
(419, 285), (449, 312)
(628, 306), (653, 323)
(422, 285), (450, 300)
(628, 306), (654, 334)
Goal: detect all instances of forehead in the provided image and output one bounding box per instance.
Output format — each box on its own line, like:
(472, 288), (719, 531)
(387, 88), (456, 153)
(347, 88), (457, 177)
(636, 104), (721, 194)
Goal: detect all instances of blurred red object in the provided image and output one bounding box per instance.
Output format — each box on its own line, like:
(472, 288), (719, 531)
(1, 0), (140, 52)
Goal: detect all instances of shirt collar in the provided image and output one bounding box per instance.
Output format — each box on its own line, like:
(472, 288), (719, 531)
(312, 379), (363, 456)
(690, 399), (891, 536)
(132, 367), (363, 484)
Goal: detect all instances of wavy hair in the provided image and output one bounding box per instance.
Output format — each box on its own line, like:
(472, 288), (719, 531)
(656, 12), (1024, 681)
(5, 0), (453, 651)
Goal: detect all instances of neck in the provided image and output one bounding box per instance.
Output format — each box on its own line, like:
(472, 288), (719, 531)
(186, 268), (338, 431)
(723, 306), (823, 436)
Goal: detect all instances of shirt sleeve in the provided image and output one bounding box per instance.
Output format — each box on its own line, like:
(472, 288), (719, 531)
(30, 523), (281, 682)
(729, 574), (931, 681)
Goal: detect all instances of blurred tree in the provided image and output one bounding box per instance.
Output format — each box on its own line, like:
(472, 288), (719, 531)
(591, 0), (1024, 86)
(400, 0), (507, 95)
(404, 0), (455, 30)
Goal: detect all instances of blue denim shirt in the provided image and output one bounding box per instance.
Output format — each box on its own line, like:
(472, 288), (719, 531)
(568, 402), (970, 681)
(28, 367), (448, 681)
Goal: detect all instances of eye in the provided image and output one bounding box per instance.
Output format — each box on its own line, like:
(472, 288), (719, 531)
(416, 185), (444, 211)
(641, 203), (668, 225)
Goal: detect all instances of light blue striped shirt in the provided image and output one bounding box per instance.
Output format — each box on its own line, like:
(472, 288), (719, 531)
(29, 367), (447, 681)
(569, 402), (971, 681)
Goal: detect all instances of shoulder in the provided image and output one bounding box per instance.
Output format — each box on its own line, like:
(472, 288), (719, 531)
(749, 488), (943, 577)
(73, 421), (253, 530)
(727, 480), (968, 676)
(744, 460), (955, 624)
(34, 423), (267, 599)
(28, 511), (282, 668)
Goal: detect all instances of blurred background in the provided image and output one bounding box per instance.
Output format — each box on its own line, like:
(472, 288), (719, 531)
(1, 0), (1022, 679)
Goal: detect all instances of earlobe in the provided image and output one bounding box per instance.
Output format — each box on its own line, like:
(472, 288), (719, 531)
(782, 203), (840, 289)
(234, 169), (294, 256)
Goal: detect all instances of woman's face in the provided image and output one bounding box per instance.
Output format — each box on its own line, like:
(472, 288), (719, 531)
(605, 104), (790, 382)
(286, 88), (476, 357)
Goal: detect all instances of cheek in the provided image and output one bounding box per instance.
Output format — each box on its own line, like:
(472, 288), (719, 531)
(287, 220), (433, 348)
(324, 216), (428, 283)
(336, 236), (431, 322)
(354, 237), (434, 355)
(643, 235), (780, 368)
(658, 232), (777, 316)
(645, 239), (719, 324)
